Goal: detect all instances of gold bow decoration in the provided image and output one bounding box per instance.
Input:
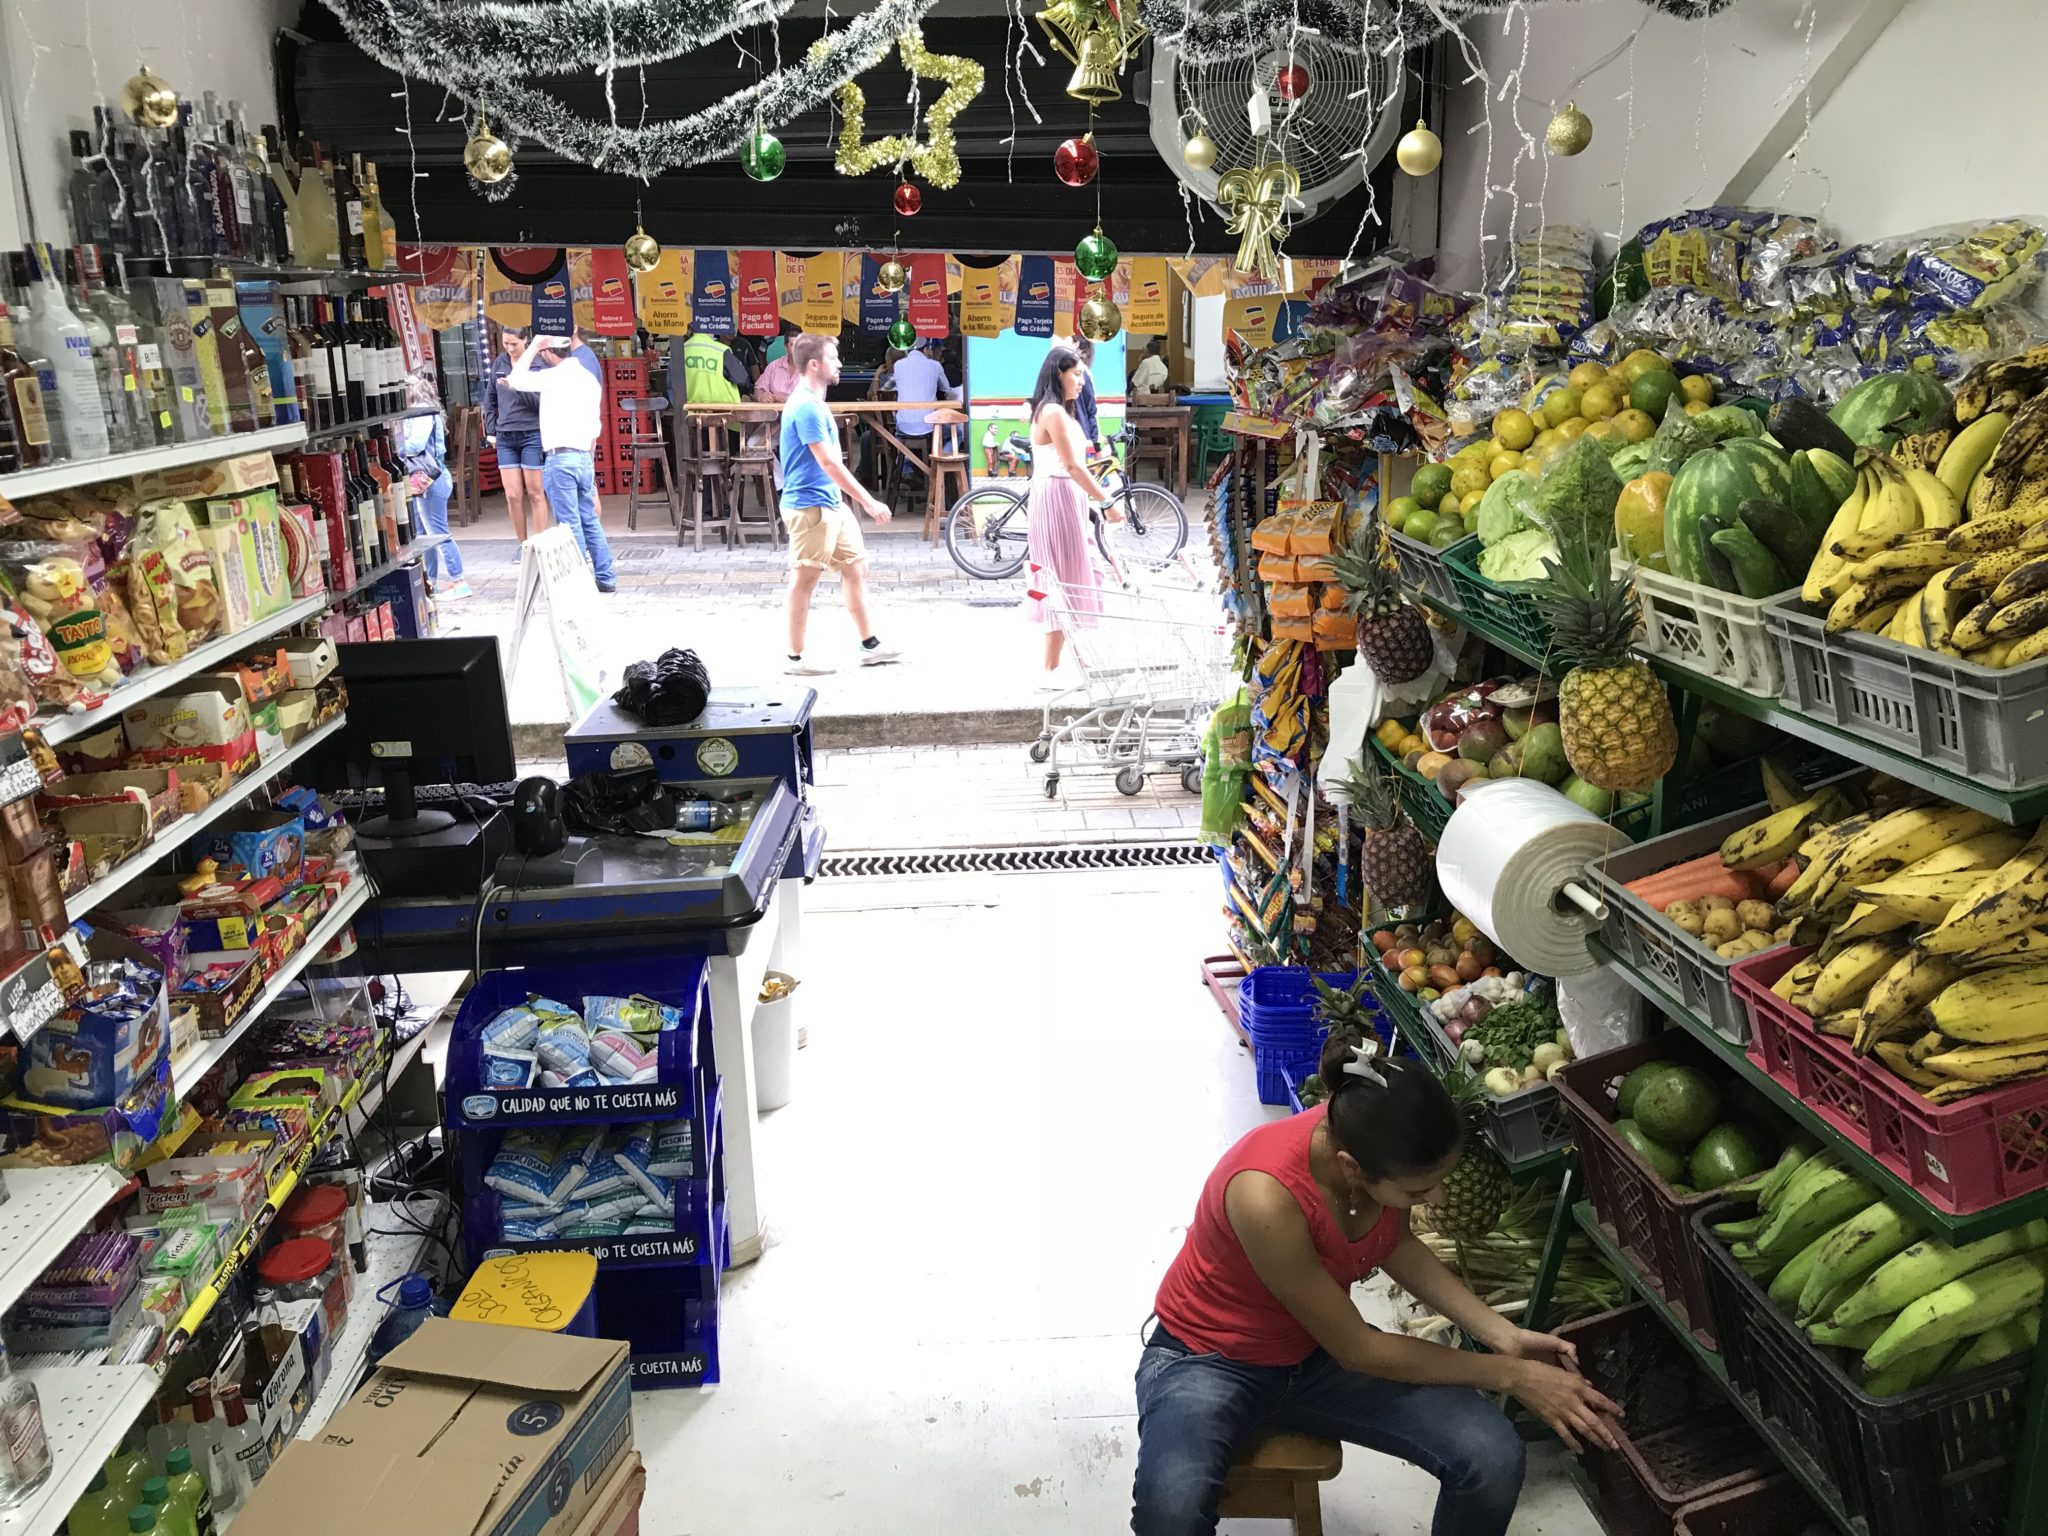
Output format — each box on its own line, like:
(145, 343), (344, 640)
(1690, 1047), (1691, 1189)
(1217, 163), (1302, 285)
(829, 29), (984, 190)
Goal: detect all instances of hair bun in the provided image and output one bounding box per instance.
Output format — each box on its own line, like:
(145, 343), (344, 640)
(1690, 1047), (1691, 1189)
(1318, 1031), (1372, 1094)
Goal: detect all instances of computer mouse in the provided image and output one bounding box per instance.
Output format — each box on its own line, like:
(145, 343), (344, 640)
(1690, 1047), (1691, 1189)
(510, 776), (567, 855)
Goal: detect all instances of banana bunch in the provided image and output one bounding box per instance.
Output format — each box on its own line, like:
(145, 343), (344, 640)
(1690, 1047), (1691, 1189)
(1714, 1146), (2048, 1395)
(1804, 455), (1965, 636)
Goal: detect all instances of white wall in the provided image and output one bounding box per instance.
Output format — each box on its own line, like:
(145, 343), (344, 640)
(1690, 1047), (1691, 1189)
(1431, 0), (2047, 293)
(0, 0), (299, 250)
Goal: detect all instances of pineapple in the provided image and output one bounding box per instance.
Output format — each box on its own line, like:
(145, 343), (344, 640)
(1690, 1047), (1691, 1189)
(1334, 755), (1434, 908)
(1531, 528), (1677, 792)
(1312, 973), (1381, 1052)
(1421, 1069), (1510, 1242)
(1334, 525), (1433, 683)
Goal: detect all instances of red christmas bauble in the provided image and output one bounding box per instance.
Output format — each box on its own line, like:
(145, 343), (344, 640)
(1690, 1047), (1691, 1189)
(1275, 62), (1311, 103)
(1053, 135), (1099, 188)
(893, 182), (922, 217)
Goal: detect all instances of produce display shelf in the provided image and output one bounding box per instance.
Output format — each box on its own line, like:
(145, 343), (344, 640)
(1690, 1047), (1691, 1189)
(0, 1166), (127, 1318)
(0, 423), (309, 501)
(0, 1365), (159, 1536)
(1649, 660), (2048, 826)
(35, 592), (331, 747)
(1572, 1203), (1865, 1536)
(1409, 581), (1546, 672)
(1588, 937), (2048, 1244)
(339, 534), (448, 600)
(303, 405), (441, 444)
(64, 713), (349, 922)
(295, 1192), (449, 1440)
(170, 877), (371, 1099)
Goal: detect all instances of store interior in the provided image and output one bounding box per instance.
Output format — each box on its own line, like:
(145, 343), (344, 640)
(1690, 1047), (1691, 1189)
(2, 2), (2048, 1536)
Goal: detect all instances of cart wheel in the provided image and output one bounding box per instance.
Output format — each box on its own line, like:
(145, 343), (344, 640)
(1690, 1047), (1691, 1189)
(1043, 773), (1061, 800)
(1180, 763), (1203, 795)
(1115, 766), (1146, 796)
(1028, 737), (1051, 764)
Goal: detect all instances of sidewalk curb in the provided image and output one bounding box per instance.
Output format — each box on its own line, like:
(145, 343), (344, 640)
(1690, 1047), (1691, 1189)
(511, 705), (1044, 761)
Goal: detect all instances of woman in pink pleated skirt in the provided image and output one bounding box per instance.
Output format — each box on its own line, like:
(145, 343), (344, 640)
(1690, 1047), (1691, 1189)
(1023, 344), (1118, 681)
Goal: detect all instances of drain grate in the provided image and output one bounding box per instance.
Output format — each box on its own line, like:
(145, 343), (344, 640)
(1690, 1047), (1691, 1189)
(819, 841), (1214, 878)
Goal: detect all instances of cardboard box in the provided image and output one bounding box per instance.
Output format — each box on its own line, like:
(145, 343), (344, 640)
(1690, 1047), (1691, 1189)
(136, 450), (281, 502)
(20, 930), (169, 1107)
(39, 768), (183, 835)
(123, 679), (257, 778)
(276, 690), (317, 744)
(288, 453), (358, 594)
(138, 278), (215, 443)
(278, 636), (336, 689)
(235, 1322), (633, 1536)
(178, 951), (263, 1038)
(58, 799), (153, 887)
(571, 1453), (643, 1536)
(199, 490), (291, 623)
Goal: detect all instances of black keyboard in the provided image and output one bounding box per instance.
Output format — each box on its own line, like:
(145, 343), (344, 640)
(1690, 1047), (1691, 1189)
(331, 781), (524, 815)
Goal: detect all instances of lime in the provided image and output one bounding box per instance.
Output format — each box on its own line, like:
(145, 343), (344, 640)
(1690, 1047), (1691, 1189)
(1451, 462), (1490, 499)
(1438, 491), (1463, 519)
(1411, 462), (1454, 507)
(1615, 407), (1656, 443)
(1489, 450), (1524, 479)
(1629, 370), (1682, 419)
(1542, 387), (1584, 429)
(1616, 348), (1669, 384)
(1403, 511), (1439, 544)
(1493, 409), (1537, 451)
(1579, 382), (1621, 421)
(1386, 494), (1423, 532)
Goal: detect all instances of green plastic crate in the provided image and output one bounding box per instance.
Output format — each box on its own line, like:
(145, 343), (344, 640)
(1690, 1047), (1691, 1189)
(1441, 536), (1557, 665)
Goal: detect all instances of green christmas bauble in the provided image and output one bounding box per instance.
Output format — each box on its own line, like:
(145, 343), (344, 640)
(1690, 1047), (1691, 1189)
(741, 131), (785, 182)
(888, 318), (917, 350)
(1075, 228), (1119, 282)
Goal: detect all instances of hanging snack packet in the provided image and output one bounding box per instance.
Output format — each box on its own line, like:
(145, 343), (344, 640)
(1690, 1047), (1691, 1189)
(484, 1129), (576, 1206)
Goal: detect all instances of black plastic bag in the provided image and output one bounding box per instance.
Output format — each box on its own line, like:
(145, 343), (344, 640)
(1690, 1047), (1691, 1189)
(561, 766), (676, 836)
(613, 648), (711, 726)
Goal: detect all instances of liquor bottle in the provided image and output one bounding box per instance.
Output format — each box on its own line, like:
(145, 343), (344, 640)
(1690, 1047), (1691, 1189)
(231, 105), (272, 266)
(353, 154), (385, 272)
(111, 255), (176, 443)
(0, 1338), (52, 1509)
(377, 297), (407, 411)
(0, 302), (52, 471)
(216, 103), (260, 265)
(347, 440), (380, 569)
(208, 276), (275, 428)
(162, 1447), (215, 1536)
(216, 1385), (267, 1507)
(297, 296), (331, 429)
(330, 150), (365, 270)
(312, 296), (346, 422)
(70, 247), (141, 451)
(359, 434), (393, 561)
(90, 108), (132, 254)
(349, 295), (379, 416)
(372, 429), (409, 544)
(69, 130), (113, 247)
(184, 1383), (233, 1515)
(284, 295), (317, 427)
(138, 124), (186, 259)
(362, 295), (394, 415)
(7, 253), (66, 458)
(171, 115), (212, 257)
(22, 242), (111, 460)
(363, 160), (396, 270)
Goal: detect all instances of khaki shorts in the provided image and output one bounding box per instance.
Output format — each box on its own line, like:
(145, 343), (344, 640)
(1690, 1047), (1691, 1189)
(783, 503), (867, 571)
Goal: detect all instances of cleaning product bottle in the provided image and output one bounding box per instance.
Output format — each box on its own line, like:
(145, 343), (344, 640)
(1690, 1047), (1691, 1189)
(107, 1435), (152, 1508)
(162, 1448), (214, 1536)
(138, 1477), (179, 1536)
(367, 1272), (437, 1369)
(67, 1464), (128, 1536)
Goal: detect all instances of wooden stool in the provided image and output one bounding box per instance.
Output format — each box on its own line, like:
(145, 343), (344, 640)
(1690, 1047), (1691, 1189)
(923, 408), (971, 543)
(677, 414), (738, 550)
(1216, 1431), (1341, 1535)
(730, 443), (782, 548)
(620, 395), (680, 533)
(447, 406), (485, 526)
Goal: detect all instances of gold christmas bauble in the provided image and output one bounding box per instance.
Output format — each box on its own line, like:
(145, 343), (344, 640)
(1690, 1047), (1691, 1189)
(1079, 295), (1123, 344)
(465, 130), (514, 185)
(1182, 129), (1218, 172)
(1546, 101), (1593, 156)
(624, 230), (661, 273)
(1395, 118), (1442, 177)
(121, 68), (178, 130)
(877, 258), (908, 293)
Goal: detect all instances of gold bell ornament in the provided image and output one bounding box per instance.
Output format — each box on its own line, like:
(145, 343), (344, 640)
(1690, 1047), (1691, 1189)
(1546, 101), (1593, 157)
(1395, 118), (1442, 177)
(877, 258), (908, 294)
(1182, 128), (1218, 172)
(624, 227), (661, 274)
(1067, 27), (1123, 106)
(464, 121), (514, 185)
(1079, 294), (1123, 344)
(121, 67), (178, 130)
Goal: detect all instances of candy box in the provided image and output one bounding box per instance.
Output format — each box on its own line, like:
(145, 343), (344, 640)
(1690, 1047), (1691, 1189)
(57, 799), (152, 885)
(20, 932), (168, 1108)
(1, 1049), (171, 1170)
(218, 648), (294, 707)
(230, 1066), (334, 1116)
(177, 872), (289, 952)
(278, 637), (337, 689)
(38, 767), (184, 834)
(275, 690), (317, 745)
(134, 450), (280, 501)
(275, 786), (342, 832)
(122, 679), (257, 778)
(198, 810), (304, 884)
(140, 1142), (267, 1222)
(178, 952), (263, 1038)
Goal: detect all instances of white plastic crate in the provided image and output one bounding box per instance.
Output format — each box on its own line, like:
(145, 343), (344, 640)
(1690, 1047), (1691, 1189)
(1618, 556), (1790, 698)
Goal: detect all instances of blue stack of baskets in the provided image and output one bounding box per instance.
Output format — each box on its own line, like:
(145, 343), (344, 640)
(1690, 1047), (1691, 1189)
(1237, 968), (1392, 1107)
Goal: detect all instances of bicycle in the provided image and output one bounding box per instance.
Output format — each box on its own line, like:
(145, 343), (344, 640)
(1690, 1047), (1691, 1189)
(943, 425), (1191, 580)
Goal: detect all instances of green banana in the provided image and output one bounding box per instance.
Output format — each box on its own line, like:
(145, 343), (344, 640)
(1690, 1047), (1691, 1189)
(1948, 1308), (2041, 1374)
(1770, 1223), (1843, 1312)
(1765, 1147), (1840, 1217)
(1756, 1167), (1876, 1260)
(1806, 1315), (1894, 1351)
(1862, 1251), (2048, 1373)
(1713, 1214), (1768, 1242)
(1863, 1339), (1962, 1396)
(1798, 1201), (1924, 1320)
(1756, 1139), (1821, 1212)
(1830, 1219), (2048, 1326)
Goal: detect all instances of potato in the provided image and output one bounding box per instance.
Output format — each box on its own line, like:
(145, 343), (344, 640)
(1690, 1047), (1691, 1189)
(1702, 908), (1741, 943)
(1740, 928), (1775, 948)
(1700, 893), (1736, 913)
(1664, 899), (1699, 921)
(1715, 939), (1744, 958)
(1736, 900), (1775, 933)
(1672, 909), (1706, 936)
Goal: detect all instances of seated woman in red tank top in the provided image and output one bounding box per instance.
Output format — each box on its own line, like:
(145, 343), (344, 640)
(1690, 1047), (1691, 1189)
(1134, 1033), (1620, 1536)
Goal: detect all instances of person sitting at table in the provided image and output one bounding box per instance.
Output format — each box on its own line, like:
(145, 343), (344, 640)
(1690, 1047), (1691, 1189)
(1131, 336), (1170, 394)
(891, 338), (961, 489)
(753, 324), (801, 402)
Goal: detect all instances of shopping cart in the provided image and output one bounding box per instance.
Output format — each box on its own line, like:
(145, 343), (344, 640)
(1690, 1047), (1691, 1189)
(1026, 572), (1235, 798)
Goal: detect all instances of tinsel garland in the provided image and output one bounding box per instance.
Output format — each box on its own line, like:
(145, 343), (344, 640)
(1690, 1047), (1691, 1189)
(833, 30), (983, 190)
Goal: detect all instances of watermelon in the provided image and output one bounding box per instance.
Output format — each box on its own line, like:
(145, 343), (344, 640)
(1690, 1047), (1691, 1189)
(1664, 438), (1796, 589)
(1829, 372), (1952, 450)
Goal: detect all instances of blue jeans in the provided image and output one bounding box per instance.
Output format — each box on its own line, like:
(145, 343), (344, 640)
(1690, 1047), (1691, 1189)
(542, 448), (616, 587)
(1132, 1327), (1524, 1536)
(416, 468), (463, 582)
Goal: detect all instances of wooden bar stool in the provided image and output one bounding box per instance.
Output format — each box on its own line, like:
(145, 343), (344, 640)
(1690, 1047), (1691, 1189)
(447, 407), (484, 526)
(1216, 1431), (1341, 1535)
(677, 414), (738, 550)
(620, 395), (680, 533)
(730, 434), (782, 548)
(923, 407), (971, 544)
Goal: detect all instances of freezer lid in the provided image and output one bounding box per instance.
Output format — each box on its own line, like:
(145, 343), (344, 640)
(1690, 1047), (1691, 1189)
(565, 686), (817, 745)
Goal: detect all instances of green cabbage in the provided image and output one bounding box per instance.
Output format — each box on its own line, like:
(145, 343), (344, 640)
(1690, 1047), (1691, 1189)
(1479, 527), (1561, 584)
(1476, 469), (1538, 546)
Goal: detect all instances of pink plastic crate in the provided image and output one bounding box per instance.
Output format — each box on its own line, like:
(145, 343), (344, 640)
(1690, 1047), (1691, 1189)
(1730, 947), (2048, 1216)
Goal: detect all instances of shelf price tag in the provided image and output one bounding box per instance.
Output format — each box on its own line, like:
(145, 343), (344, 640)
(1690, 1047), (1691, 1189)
(3, 952), (64, 1043)
(0, 751), (41, 806)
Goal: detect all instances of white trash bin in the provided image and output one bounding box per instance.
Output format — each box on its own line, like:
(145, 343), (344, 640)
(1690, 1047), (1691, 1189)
(753, 972), (799, 1112)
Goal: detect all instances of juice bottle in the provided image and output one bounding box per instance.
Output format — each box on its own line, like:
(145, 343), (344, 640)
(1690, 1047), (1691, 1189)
(66, 1464), (128, 1536)
(162, 1447), (214, 1536)
(106, 1435), (152, 1508)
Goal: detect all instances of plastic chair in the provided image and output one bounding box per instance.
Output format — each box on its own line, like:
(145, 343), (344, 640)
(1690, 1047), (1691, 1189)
(923, 407), (972, 544)
(677, 413), (738, 550)
(620, 395), (680, 533)
(1216, 1431), (1341, 1535)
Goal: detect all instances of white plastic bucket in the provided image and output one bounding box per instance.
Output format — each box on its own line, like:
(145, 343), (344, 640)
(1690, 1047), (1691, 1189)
(753, 972), (799, 1112)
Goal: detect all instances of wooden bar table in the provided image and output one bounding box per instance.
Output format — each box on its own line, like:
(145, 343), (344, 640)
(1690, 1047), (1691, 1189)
(1126, 403), (1193, 496)
(684, 401), (954, 479)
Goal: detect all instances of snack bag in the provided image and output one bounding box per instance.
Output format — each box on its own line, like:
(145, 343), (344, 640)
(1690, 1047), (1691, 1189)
(119, 547), (190, 665)
(16, 558), (122, 689)
(131, 501), (222, 642)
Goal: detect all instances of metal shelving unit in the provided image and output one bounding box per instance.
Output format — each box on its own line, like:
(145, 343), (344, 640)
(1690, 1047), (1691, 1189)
(304, 406), (441, 444)
(0, 424), (309, 502)
(0, 1367), (159, 1536)
(338, 534), (448, 600)
(0, 1167), (128, 1319)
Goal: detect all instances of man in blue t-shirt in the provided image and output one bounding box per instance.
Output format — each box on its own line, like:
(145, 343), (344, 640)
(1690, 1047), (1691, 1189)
(779, 334), (900, 675)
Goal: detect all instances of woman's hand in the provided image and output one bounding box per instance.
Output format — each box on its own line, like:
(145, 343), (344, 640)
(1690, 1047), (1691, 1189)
(1504, 1328), (1580, 1372)
(1101, 498), (1125, 522)
(1505, 1357), (1622, 1455)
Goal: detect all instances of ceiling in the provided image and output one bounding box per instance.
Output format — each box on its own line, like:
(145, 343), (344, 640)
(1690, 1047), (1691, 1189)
(282, 6), (1430, 256)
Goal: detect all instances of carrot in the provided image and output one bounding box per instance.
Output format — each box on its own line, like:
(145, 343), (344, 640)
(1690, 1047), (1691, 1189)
(1764, 858), (1802, 900)
(1625, 852), (1762, 909)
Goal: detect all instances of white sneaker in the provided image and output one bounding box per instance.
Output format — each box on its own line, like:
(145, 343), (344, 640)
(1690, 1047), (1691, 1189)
(440, 581), (473, 601)
(858, 644), (902, 666)
(785, 657), (836, 676)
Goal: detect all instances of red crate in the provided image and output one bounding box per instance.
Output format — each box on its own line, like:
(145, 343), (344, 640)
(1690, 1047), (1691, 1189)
(1731, 947), (2048, 1216)
(1672, 1474), (1830, 1536)
(604, 356), (649, 391)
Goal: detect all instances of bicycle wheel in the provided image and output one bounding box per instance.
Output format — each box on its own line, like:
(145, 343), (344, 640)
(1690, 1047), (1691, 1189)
(944, 486), (1031, 579)
(1098, 483), (1190, 570)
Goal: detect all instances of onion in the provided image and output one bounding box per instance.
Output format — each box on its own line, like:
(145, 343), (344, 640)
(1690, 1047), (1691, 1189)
(1445, 1018), (1467, 1044)
(1463, 997), (1494, 1026)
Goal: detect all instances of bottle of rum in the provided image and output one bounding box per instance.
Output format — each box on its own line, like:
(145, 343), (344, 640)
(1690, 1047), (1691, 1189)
(0, 301), (52, 471)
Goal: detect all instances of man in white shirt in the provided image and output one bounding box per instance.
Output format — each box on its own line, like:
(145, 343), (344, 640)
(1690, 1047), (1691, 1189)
(1131, 337), (1170, 394)
(508, 330), (618, 593)
(890, 340), (959, 440)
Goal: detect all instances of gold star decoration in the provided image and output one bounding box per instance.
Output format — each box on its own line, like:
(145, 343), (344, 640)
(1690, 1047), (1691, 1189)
(832, 29), (984, 191)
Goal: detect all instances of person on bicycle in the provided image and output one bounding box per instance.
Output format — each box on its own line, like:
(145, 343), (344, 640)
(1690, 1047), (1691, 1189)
(1025, 345), (1117, 684)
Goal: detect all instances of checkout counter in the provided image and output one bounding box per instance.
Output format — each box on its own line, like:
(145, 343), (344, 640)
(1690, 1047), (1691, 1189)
(358, 688), (822, 1267)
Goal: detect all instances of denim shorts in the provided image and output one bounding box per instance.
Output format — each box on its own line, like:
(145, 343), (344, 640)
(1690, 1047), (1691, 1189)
(495, 429), (543, 469)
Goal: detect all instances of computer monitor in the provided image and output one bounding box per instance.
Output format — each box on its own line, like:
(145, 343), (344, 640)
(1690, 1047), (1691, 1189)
(303, 638), (518, 839)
